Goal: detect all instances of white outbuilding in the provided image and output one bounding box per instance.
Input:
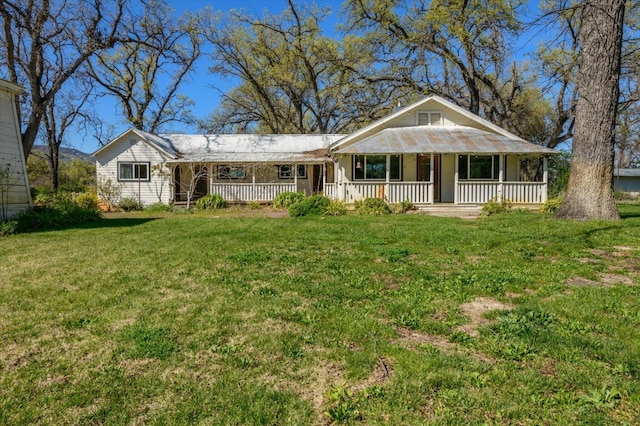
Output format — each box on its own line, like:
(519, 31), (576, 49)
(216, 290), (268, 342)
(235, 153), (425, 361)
(0, 79), (31, 220)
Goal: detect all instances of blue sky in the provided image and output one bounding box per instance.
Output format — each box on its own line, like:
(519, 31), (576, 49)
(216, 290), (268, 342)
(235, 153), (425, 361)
(75, 0), (542, 153)
(75, 0), (345, 153)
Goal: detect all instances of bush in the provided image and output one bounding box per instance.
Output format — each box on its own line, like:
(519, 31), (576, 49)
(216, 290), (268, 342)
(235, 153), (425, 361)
(247, 201), (262, 210)
(325, 200), (347, 216)
(273, 191), (305, 209)
(145, 202), (173, 212)
(355, 198), (391, 215)
(195, 194), (227, 210)
(288, 194), (330, 217)
(539, 197), (563, 214)
(15, 197), (101, 232)
(389, 199), (415, 214)
(481, 197), (512, 216)
(74, 192), (99, 210)
(0, 220), (18, 236)
(118, 197), (144, 212)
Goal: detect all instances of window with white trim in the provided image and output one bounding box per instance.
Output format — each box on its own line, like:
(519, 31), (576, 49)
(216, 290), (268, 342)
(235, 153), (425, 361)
(278, 165), (307, 179)
(118, 162), (150, 181)
(458, 155), (500, 180)
(417, 111), (443, 126)
(217, 165), (246, 179)
(353, 155), (402, 180)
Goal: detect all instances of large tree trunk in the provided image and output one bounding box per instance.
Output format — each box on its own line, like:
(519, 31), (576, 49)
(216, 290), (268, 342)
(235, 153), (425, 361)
(556, 0), (625, 220)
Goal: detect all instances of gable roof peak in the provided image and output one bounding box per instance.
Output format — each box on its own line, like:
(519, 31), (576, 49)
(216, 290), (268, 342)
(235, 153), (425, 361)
(330, 94), (525, 151)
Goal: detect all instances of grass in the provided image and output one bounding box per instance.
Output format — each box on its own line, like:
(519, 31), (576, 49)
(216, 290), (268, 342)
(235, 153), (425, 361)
(1, 205), (640, 424)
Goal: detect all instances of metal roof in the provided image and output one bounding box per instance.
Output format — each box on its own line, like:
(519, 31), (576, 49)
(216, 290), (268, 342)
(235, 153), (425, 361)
(159, 133), (345, 163)
(332, 126), (558, 155)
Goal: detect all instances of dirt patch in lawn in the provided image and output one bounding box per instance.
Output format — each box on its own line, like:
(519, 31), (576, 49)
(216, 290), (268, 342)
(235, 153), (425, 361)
(456, 297), (514, 338)
(395, 326), (495, 363)
(566, 272), (637, 288)
(396, 327), (456, 351)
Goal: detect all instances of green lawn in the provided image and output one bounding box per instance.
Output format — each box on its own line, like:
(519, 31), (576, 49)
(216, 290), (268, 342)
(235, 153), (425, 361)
(1, 206), (640, 425)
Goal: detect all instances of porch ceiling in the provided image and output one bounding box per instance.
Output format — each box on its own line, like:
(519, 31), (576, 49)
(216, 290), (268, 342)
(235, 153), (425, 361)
(332, 126), (558, 155)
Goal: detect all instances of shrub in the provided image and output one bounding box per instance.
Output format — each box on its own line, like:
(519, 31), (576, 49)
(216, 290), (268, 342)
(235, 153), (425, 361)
(73, 192), (99, 210)
(0, 220), (18, 236)
(355, 198), (391, 215)
(96, 178), (122, 211)
(145, 202), (172, 212)
(273, 191), (305, 209)
(195, 194), (227, 210)
(325, 200), (347, 216)
(15, 194), (101, 232)
(540, 197), (563, 214)
(118, 197), (144, 212)
(481, 197), (512, 216)
(247, 201), (261, 210)
(390, 199), (415, 214)
(288, 194), (330, 217)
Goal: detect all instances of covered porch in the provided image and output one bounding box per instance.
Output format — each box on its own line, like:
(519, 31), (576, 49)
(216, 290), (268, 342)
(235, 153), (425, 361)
(171, 161), (330, 203)
(328, 126), (557, 206)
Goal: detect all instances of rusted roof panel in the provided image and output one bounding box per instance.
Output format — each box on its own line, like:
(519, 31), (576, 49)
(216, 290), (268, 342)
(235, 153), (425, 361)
(332, 126), (558, 155)
(161, 133), (344, 163)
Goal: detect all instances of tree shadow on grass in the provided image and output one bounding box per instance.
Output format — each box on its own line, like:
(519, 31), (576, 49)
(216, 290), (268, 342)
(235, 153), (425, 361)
(73, 217), (159, 230)
(19, 217), (159, 234)
(619, 210), (640, 219)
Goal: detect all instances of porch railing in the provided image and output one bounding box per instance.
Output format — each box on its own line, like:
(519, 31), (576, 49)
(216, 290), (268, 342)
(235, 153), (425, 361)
(210, 183), (296, 202)
(326, 181), (546, 204)
(457, 181), (546, 204)
(325, 182), (432, 204)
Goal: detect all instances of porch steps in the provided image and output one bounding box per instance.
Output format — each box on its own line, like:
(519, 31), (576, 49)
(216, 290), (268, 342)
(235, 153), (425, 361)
(413, 204), (483, 218)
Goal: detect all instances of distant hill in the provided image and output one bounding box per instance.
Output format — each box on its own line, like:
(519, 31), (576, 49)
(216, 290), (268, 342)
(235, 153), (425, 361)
(30, 145), (93, 163)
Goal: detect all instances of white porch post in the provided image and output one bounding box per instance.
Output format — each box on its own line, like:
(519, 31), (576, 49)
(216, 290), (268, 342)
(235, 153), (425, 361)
(454, 155), (459, 204)
(294, 163), (298, 192)
(208, 163), (212, 195)
(322, 163), (327, 197)
(499, 155), (505, 202)
(252, 164), (256, 201)
(385, 155), (390, 201)
(542, 156), (549, 202)
(429, 153), (435, 204)
(340, 156), (347, 202)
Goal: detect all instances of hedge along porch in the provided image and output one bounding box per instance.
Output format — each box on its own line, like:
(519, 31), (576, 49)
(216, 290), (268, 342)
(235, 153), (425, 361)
(327, 96), (558, 206)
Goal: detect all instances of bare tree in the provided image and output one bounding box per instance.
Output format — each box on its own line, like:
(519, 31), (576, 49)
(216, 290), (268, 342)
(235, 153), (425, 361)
(557, 0), (625, 220)
(0, 0), (126, 158)
(87, 0), (201, 132)
(41, 79), (94, 190)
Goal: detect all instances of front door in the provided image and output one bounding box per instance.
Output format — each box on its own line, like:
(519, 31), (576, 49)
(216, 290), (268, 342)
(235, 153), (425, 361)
(417, 154), (440, 202)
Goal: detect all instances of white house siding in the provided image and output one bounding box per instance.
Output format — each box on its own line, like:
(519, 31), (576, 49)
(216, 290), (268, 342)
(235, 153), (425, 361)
(504, 155), (516, 181)
(0, 84), (31, 220)
(96, 138), (171, 205)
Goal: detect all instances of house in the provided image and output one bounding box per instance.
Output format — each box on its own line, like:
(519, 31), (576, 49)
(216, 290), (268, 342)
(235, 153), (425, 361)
(0, 79), (31, 220)
(94, 130), (343, 205)
(614, 168), (640, 196)
(94, 95), (557, 207)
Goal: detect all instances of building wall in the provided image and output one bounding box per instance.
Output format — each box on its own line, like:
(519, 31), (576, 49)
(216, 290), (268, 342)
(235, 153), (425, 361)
(373, 100), (499, 132)
(0, 86), (31, 220)
(95, 137), (171, 206)
(614, 176), (640, 194)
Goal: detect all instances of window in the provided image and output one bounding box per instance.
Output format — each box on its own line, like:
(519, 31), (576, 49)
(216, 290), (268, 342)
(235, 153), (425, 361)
(353, 155), (402, 180)
(417, 111), (443, 126)
(278, 165), (307, 179)
(118, 162), (149, 181)
(458, 155), (500, 180)
(218, 165), (246, 179)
